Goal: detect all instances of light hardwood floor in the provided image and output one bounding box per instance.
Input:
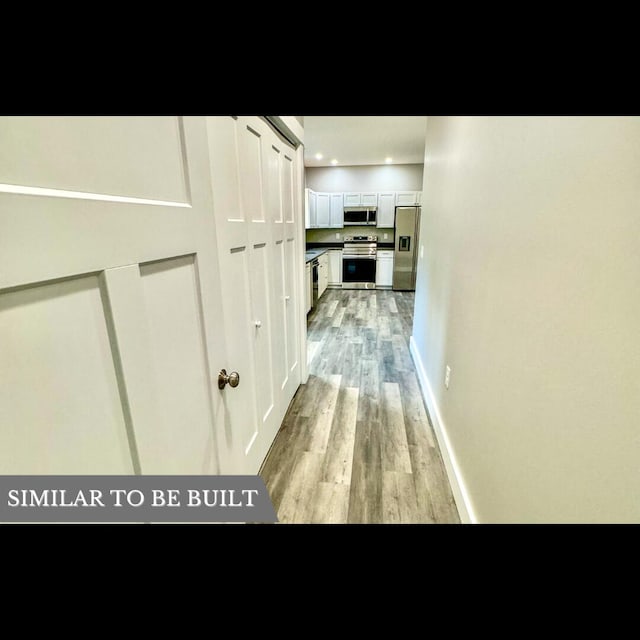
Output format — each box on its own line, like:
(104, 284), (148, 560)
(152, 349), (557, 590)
(260, 288), (461, 524)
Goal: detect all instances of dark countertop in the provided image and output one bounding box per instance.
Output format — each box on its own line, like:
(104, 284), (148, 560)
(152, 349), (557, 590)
(305, 242), (395, 262)
(307, 241), (395, 249)
(305, 247), (331, 263)
(306, 242), (344, 249)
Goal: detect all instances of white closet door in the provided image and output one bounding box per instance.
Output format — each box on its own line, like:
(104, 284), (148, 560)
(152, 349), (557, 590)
(0, 116), (228, 475)
(205, 116), (302, 474)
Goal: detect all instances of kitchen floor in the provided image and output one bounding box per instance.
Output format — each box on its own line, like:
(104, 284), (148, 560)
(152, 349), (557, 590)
(260, 288), (461, 524)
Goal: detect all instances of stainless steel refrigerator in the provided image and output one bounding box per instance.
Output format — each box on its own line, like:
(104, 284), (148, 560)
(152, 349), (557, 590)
(392, 206), (421, 291)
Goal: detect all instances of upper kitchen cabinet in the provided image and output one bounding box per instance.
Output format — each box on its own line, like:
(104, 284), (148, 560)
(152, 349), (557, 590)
(343, 192), (378, 207)
(377, 192), (396, 228)
(316, 192), (330, 227)
(306, 190), (343, 228)
(305, 188), (317, 229)
(361, 192), (378, 207)
(396, 191), (421, 206)
(395, 191), (415, 206)
(329, 193), (343, 228)
(343, 192), (360, 207)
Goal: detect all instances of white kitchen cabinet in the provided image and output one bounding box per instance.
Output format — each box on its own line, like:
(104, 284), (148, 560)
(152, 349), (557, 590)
(377, 192), (396, 228)
(396, 191), (419, 206)
(361, 192), (378, 207)
(328, 249), (342, 286)
(316, 193), (330, 227)
(306, 190), (344, 228)
(310, 190), (421, 229)
(305, 262), (311, 313)
(306, 188), (317, 229)
(343, 192), (361, 207)
(376, 250), (394, 287)
(329, 193), (343, 228)
(343, 192), (377, 207)
(318, 252), (329, 299)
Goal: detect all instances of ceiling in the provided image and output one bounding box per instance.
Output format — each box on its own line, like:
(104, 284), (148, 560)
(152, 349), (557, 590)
(303, 116), (427, 168)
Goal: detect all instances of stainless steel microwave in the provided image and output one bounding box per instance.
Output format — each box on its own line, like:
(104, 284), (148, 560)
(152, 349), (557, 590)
(343, 206), (377, 226)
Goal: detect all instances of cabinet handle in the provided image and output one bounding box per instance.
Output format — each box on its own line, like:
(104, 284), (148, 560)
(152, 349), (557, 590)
(254, 320), (262, 328)
(285, 296), (290, 301)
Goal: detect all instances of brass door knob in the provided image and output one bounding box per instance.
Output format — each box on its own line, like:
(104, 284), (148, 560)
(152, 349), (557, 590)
(218, 369), (240, 389)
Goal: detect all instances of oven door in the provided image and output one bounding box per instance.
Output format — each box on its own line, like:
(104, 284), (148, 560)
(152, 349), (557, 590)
(342, 255), (376, 289)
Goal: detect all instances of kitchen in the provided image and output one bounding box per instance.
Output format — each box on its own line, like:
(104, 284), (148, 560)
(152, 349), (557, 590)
(304, 186), (422, 311)
(301, 116), (426, 311)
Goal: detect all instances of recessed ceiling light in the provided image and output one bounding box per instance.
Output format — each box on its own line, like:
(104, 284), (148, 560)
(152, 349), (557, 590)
(330, 159), (338, 166)
(315, 153), (323, 160)
(385, 157), (393, 164)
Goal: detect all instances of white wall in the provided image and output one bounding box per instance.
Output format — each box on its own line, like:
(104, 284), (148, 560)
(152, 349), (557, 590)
(305, 163), (423, 192)
(411, 116), (640, 523)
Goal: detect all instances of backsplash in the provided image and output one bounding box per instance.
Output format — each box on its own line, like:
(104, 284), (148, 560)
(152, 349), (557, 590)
(306, 226), (395, 244)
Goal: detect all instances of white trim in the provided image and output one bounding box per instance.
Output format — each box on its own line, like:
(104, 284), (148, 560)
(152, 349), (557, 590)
(296, 146), (309, 385)
(409, 335), (477, 524)
(0, 183), (191, 208)
(276, 116), (304, 145)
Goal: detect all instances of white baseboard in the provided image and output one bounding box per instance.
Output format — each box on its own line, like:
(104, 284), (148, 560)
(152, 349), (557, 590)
(409, 336), (477, 524)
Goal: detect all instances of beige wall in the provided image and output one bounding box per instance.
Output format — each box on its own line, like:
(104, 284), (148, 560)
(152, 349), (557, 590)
(411, 116), (640, 523)
(305, 163), (423, 192)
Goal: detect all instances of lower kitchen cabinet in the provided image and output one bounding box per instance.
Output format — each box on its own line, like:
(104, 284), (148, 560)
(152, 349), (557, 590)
(328, 249), (342, 286)
(318, 252), (329, 299)
(376, 250), (394, 287)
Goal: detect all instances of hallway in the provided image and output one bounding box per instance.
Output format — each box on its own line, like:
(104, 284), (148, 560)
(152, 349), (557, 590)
(260, 289), (460, 524)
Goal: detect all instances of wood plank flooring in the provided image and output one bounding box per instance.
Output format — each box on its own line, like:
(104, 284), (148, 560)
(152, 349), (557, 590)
(259, 288), (460, 524)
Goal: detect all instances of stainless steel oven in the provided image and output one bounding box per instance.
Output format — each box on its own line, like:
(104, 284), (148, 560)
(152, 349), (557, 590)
(342, 235), (377, 289)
